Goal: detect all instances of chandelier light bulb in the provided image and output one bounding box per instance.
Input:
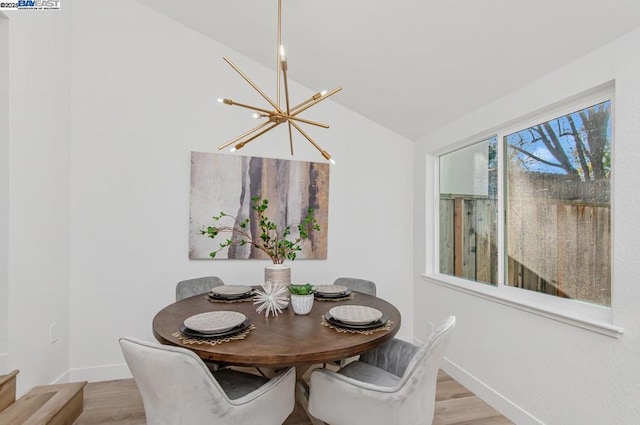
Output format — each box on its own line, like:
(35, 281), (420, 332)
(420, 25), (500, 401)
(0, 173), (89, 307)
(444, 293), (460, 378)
(252, 112), (261, 119)
(229, 147), (237, 152)
(330, 158), (336, 165)
(279, 45), (286, 59)
(217, 98), (224, 103)
(320, 90), (327, 96)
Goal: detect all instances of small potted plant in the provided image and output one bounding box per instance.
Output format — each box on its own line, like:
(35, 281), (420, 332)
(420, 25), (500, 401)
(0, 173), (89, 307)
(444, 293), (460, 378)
(288, 283), (315, 315)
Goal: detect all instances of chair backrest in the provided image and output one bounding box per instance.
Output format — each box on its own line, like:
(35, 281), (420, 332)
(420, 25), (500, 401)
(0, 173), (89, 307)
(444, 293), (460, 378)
(119, 337), (232, 425)
(397, 316), (456, 421)
(333, 277), (377, 296)
(176, 276), (225, 301)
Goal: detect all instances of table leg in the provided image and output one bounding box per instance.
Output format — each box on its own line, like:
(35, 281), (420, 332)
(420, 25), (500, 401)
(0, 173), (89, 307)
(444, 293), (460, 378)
(295, 365), (326, 425)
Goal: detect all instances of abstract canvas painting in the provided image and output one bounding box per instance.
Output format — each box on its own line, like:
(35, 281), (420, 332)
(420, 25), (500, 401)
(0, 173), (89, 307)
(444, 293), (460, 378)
(189, 152), (329, 260)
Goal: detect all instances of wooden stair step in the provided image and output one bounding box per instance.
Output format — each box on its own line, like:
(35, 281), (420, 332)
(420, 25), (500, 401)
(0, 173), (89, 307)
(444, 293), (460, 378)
(0, 370), (19, 414)
(0, 381), (87, 425)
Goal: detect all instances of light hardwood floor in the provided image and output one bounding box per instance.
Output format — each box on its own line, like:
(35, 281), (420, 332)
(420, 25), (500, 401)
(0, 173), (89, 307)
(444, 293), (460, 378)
(74, 370), (512, 425)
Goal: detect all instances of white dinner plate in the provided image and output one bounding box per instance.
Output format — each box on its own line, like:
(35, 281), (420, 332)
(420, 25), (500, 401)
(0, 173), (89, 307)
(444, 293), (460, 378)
(210, 285), (253, 297)
(328, 305), (383, 325)
(314, 285), (348, 295)
(183, 311), (246, 333)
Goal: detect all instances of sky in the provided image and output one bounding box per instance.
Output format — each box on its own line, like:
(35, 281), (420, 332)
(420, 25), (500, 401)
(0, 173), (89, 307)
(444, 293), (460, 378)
(504, 100), (611, 177)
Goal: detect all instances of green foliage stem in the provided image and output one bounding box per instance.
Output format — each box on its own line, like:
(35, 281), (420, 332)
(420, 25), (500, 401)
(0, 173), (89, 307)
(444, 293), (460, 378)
(200, 197), (320, 264)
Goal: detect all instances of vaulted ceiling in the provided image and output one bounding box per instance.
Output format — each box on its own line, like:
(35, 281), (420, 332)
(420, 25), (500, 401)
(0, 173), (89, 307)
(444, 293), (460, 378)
(139, 0), (640, 140)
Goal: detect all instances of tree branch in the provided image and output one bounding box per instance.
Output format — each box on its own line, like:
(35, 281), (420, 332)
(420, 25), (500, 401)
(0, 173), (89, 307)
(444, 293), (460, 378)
(508, 144), (564, 168)
(567, 114), (591, 180)
(541, 122), (579, 175)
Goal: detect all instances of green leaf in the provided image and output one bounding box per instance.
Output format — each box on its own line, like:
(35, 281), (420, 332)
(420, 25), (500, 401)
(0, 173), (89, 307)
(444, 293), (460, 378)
(289, 283), (314, 295)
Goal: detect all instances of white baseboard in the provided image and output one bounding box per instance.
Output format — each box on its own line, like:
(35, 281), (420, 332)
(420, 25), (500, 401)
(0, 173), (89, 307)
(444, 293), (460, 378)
(441, 357), (545, 425)
(66, 363), (132, 383)
(52, 369), (70, 384)
(1, 355), (129, 386)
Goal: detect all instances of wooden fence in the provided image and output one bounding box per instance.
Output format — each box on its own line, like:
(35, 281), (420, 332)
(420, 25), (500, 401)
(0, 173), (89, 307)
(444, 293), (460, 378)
(439, 196), (498, 285)
(439, 195), (611, 306)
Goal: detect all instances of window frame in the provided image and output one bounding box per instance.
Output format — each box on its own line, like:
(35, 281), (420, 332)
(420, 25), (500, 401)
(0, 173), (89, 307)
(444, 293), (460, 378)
(426, 86), (623, 338)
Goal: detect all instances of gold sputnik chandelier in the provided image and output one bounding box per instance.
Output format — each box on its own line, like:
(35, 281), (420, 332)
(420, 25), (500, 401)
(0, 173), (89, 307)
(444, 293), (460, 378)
(216, 0), (341, 164)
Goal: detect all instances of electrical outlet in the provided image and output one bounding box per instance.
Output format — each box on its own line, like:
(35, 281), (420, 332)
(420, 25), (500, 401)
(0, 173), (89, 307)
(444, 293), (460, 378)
(50, 322), (59, 344)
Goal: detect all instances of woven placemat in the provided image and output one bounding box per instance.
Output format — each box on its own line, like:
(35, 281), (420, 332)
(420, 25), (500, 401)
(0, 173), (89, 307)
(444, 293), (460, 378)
(315, 293), (356, 302)
(205, 294), (257, 304)
(321, 316), (391, 335)
(172, 324), (256, 346)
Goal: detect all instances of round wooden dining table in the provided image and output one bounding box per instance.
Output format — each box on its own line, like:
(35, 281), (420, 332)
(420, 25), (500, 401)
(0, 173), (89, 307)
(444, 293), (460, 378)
(152, 290), (401, 368)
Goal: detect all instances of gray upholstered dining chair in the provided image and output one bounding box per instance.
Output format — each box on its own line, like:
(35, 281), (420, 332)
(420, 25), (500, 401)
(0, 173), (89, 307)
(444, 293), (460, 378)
(176, 276), (225, 301)
(308, 316), (456, 425)
(328, 277), (377, 368)
(333, 277), (376, 296)
(119, 337), (296, 425)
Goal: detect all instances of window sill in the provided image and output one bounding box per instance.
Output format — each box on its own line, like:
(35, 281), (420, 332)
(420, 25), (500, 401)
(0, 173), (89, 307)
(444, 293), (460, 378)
(421, 274), (624, 338)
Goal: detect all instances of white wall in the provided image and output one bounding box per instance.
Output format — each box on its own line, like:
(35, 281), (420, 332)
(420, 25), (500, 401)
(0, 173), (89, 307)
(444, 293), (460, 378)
(415, 28), (640, 425)
(0, 14), (9, 370)
(4, 6), (71, 394)
(67, 0), (414, 380)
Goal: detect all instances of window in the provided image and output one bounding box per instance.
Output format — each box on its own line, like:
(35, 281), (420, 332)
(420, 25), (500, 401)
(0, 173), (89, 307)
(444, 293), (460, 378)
(505, 100), (611, 306)
(437, 97), (612, 308)
(439, 137), (498, 285)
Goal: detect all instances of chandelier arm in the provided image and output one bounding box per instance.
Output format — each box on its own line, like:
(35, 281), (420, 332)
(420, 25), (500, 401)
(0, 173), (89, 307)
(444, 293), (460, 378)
(280, 115), (329, 129)
(223, 56), (285, 114)
(291, 87), (343, 116)
(276, 0), (282, 108)
(287, 122), (294, 155)
(290, 97), (315, 112)
(218, 120), (273, 150)
(276, 0), (282, 106)
(281, 59), (294, 155)
(222, 100), (273, 116)
(290, 91), (324, 112)
(220, 101), (327, 128)
(289, 120), (333, 162)
(233, 121), (283, 151)
(282, 60), (292, 115)
(222, 100), (328, 128)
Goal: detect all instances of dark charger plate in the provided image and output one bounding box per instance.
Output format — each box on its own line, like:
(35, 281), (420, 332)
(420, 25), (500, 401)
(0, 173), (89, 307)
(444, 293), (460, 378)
(324, 312), (388, 330)
(208, 290), (255, 301)
(315, 289), (352, 299)
(179, 318), (251, 338)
